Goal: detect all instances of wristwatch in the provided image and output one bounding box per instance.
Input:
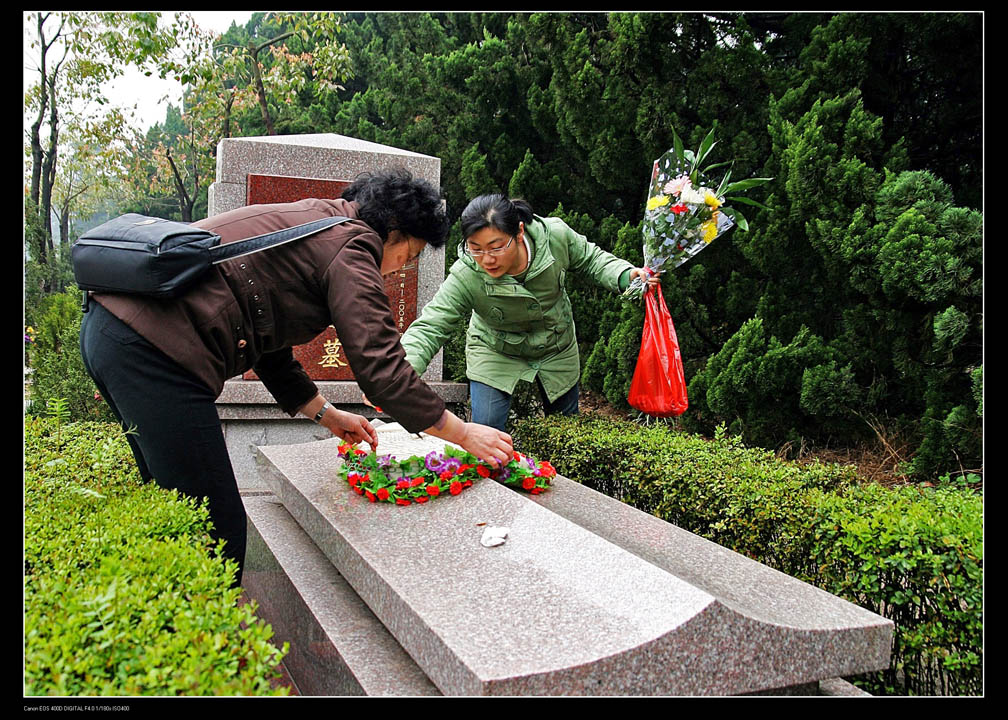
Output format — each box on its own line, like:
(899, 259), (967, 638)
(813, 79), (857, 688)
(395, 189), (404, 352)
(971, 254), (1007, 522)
(313, 400), (333, 424)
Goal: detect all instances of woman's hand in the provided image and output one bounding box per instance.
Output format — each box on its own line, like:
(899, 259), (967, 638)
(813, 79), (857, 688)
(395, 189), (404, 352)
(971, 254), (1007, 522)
(629, 267), (661, 288)
(422, 410), (511, 467)
(301, 394), (380, 450)
(329, 408), (380, 450)
(459, 422), (513, 467)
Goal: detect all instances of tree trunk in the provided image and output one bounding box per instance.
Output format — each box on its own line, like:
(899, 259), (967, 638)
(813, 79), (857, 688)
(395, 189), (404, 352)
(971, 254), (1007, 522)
(57, 202), (72, 293)
(249, 40), (275, 135)
(247, 31), (295, 137)
(220, 88), (236, 145)
(38, 76), (60, 293)
(28, 12), (64, 273)
(164, 145), (193, 222)
(28, 12), (55, 210)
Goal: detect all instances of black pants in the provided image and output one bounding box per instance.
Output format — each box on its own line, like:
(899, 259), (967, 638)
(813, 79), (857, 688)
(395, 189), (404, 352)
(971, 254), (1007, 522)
(79, 301), (246, 585)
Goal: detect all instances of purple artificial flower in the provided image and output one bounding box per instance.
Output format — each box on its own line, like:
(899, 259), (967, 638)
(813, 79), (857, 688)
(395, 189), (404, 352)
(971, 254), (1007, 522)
(425, 450), (446, 473)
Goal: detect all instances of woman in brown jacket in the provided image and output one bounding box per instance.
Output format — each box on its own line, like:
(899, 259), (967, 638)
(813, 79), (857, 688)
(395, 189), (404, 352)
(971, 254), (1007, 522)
(79, 169), (512, 584)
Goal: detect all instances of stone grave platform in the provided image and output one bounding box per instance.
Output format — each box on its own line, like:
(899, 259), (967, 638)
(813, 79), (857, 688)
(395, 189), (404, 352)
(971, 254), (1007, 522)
(243, 422), (891, 696)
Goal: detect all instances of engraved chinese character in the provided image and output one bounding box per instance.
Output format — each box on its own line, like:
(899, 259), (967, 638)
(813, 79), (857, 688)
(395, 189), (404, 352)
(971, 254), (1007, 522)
(319, 335), (348, 368)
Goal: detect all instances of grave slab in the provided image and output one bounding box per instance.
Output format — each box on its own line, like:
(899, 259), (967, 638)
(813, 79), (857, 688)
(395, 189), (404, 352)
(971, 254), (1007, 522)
(251, 424), (893, 696)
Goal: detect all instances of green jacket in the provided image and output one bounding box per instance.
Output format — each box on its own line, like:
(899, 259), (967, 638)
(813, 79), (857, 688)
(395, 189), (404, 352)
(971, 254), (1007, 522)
(401, 215), (634, 402)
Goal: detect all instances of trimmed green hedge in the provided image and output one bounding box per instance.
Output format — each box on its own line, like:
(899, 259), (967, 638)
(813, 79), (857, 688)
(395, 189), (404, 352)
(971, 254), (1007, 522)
(24, 417), (289, 696)
(512, 414), (983, 696)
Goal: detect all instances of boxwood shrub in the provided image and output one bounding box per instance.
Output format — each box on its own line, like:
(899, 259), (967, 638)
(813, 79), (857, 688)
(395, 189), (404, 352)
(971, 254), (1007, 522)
(24, 417), (289, 696)
(512, 414), (982, 696)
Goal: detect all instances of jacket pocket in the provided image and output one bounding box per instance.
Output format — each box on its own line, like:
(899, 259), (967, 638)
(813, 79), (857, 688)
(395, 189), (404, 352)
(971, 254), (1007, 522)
(489, 328), (527, 357)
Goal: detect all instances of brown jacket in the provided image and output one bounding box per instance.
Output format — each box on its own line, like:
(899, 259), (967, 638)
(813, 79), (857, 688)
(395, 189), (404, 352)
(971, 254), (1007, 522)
(93, 198), (446, 433)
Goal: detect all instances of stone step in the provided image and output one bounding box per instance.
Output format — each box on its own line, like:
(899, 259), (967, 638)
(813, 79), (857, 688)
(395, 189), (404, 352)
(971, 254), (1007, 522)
(249, 426), (892, 696)
(243, 493), (439, 696)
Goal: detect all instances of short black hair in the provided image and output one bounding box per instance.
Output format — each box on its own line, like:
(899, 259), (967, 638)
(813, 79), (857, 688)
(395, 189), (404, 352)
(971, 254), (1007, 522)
(460, 194), (535, 240)
(341, 168), (449, 248)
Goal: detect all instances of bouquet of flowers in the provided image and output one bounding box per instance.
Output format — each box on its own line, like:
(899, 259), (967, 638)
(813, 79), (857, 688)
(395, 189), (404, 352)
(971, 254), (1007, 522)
(336, 443), (556, 506)
(624, 126), (771, 300)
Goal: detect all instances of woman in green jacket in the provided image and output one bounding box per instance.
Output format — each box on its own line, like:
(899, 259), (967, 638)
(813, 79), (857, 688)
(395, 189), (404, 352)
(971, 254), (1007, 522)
(398, 194), (658, 431)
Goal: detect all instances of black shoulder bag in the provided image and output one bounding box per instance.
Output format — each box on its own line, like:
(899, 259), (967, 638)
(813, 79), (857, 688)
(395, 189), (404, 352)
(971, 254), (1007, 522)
(72, 213), (350, 307)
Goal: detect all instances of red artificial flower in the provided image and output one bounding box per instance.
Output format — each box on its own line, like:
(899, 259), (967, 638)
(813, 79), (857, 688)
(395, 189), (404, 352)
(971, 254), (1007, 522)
(522, 476), (536, 490)
(365, 490), (376, 502)
(670, 203), (688, 214)
(539, 461), (557, 477)
(439, 470), (454, 481)
(463, 480), (473, 487)
(426, 484), (440, 497)
(338, 443), (352, 455)
(513, 452), (522, 463)
(530, 488), (542, 495)
(354, 486), (364, 495)
(396, 479), (410, 490)
(396, 498), (411, 506)
(415, 496), (429, 503)
(354, 448), (367, 456)
(476, 465), (491, 478)
(410, 477), (425, 487)
(376, 487), (390, 501)
(348, 474), (359, 487)
(449, 481), (462, 495)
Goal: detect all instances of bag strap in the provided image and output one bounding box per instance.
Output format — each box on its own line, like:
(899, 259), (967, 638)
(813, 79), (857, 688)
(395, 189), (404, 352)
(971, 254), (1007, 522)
(209, 216), (351, 265)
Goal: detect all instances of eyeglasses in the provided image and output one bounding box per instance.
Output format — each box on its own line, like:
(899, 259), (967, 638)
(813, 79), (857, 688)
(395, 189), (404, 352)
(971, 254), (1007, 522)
(464, 235), (515, 258)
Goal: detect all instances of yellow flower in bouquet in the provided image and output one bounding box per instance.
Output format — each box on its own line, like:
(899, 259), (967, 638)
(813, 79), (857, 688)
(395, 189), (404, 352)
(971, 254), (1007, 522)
(701, 218), (719, 243)
(647, 194), (671, 211)
(704, 191), (723, 209)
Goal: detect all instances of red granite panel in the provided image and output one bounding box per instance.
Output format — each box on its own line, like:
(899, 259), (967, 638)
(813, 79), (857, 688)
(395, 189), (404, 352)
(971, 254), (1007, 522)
(247, 174), (350, 206)
(241, 174), (419, 381)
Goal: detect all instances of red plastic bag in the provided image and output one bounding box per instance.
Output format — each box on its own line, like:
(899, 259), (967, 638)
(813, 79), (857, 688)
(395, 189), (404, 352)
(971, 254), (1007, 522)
(627, 284), (688, 417)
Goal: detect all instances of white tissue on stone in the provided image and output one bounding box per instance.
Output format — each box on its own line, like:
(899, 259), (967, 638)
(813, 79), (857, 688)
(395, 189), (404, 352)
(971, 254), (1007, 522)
(480, 526), (509, 547)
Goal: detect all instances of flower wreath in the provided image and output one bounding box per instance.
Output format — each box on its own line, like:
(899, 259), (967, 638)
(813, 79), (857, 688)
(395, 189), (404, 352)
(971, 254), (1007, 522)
(336, 442), (556, 505)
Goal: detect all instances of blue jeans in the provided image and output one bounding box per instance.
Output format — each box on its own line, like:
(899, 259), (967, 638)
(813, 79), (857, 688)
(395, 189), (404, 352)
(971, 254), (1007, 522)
(470, 378), (579, 432)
